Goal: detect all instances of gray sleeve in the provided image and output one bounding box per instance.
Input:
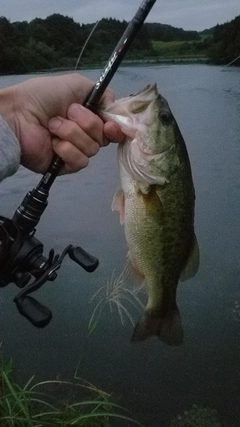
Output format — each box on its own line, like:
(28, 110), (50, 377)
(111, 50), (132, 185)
(0, 115), (21, 182)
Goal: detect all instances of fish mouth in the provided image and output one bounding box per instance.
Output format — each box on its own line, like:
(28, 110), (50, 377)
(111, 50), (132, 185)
(103, 113), (136, 139)
(100, 84), (159, 139)
(100, 84), (158, 117)
(130, 83), (158, 98)
(102, 112), (132, 127)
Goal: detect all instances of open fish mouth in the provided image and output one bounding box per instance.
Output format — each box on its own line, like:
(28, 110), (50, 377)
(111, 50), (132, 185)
(100, 84), (159, 139)
(100, 84), (158, 117)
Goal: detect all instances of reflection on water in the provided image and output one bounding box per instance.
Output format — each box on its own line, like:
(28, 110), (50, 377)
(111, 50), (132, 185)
(0, 65), (240, 426)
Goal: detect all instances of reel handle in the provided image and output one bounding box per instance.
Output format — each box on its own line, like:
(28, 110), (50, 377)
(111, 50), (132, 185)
(14, 295), (52, 328)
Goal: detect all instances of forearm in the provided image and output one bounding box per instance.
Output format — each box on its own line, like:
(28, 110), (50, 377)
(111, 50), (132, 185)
(0, 114), (20, 182)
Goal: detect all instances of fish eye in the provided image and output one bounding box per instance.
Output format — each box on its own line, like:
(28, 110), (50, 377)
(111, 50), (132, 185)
(160, 110), (172, 124)
(131, 101), (149, 114)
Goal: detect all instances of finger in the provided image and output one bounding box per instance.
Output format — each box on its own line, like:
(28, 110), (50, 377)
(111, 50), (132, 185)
(48, 116), (100, 157)
(103, 121), (126, 143)
(52, 138), (89, 173)
(67, 104), (105, 146)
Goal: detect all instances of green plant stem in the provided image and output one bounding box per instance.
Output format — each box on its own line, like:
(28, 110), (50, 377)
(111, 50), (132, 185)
(1, 369), (31, 422)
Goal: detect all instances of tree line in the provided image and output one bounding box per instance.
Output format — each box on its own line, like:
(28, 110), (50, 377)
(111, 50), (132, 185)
(208, 15), (240, 65)
(0, 13), (239, 74)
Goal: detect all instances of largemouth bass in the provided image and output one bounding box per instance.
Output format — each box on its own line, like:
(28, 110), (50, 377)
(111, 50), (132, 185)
(101, 84), (199, 346)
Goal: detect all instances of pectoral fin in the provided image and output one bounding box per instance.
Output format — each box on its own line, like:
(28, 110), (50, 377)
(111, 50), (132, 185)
(112, 189), (125, 225)
(180, 234), (200, 282)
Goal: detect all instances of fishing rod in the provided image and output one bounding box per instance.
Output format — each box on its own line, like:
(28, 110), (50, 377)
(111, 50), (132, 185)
(0, 0), (156, 328)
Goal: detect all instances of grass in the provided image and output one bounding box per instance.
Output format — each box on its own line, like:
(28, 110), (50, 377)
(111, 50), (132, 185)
(152, 39), (208, 62)
(0, 361), (144, 427)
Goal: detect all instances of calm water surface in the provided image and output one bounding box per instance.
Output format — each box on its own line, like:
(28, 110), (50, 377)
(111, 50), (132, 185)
(0, 65), (240, 426)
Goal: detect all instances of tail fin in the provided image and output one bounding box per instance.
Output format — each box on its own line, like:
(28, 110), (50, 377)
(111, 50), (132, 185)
(131, 307), (183, 346)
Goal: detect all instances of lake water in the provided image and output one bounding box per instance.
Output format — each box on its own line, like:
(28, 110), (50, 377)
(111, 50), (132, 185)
(0, 64), (240, 426)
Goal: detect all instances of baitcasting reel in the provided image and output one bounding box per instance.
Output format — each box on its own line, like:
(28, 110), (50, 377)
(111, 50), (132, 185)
(0, 169), (99, 328)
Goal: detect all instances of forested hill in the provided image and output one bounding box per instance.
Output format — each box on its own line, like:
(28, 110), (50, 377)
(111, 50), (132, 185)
(0, 15), (200, 73)
(0, 13), (239, 74)
(144, 22), (199, 41)
(207, 15), (240, 65)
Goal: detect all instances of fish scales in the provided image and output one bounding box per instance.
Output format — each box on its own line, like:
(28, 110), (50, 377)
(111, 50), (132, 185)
(100, 84), (199, 346)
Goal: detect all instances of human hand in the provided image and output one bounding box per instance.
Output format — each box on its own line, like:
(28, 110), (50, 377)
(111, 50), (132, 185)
(0, 73), (125, 174)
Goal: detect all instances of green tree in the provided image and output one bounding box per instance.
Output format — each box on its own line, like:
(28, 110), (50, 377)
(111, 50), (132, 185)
(208, 16), (240, 64)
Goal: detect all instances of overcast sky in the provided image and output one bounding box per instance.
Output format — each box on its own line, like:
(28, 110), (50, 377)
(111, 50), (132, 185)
(1, 0), (239, 31)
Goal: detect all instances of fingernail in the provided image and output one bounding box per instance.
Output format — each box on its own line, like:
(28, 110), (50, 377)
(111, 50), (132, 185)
(68, 104), (82, 119)
(49, 118), (62, 130)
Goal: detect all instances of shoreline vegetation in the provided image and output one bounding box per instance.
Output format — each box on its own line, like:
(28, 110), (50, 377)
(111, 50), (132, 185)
(0, 361), (144, 426)
(31, 58), (209, 77)
(0, 362), (237, 427)
(0, 14), (239, 75)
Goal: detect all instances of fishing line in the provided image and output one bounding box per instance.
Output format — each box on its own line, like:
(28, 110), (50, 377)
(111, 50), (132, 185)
(75, 20), (100, 70)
